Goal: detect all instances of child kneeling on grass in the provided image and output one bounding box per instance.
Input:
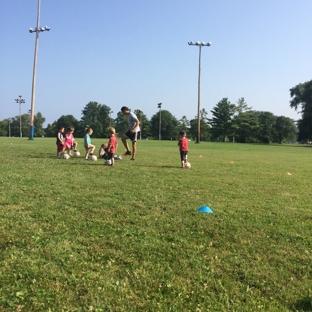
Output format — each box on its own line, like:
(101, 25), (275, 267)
(99, 143), (108, 159)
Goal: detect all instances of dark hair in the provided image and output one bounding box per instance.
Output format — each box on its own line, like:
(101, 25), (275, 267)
(179, 130), (186, 136)
(121, 106), (129, 112)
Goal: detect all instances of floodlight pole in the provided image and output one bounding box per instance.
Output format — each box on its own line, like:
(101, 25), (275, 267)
(8, 118), (11, 137)
(109, 110), (113, 127)
(188, 41), (211, 143)
(29, 0), (51, 140)
(15, 95), (25, 137)
(137, 110), (142, 139)
(158, 103), (162, 140)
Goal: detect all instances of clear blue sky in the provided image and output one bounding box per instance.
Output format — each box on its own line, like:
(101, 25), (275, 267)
(1, 0), (311, 126)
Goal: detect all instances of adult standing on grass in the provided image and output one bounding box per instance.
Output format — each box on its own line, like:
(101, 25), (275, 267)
(121, 106), (140, 161)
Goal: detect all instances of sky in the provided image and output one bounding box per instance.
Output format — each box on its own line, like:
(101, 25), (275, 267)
(1, 0), (312, 127)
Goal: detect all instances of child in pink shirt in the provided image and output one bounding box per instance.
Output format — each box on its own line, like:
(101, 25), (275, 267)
(106, 127), (118, 166)
(64, 126), (78, 156)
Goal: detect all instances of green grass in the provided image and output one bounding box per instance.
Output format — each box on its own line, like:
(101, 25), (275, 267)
(0, 138), (311, 311)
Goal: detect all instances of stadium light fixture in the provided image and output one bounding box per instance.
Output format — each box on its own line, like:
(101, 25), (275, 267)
(15, 95), (25, 137)
(29, 0), (51, 140)
(188, 41), (212, 143)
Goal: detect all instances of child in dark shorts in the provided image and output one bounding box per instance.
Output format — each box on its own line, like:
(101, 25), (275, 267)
(178, 130), (189, 168)
(56, 126), (65, 158)
(106, 127), (118, 166)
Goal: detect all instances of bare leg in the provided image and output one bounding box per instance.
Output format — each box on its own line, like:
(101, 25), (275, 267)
(131, 141), (137, 160)
(121, 134), (130, 152)
(89, 144), (95, 154)
(57, 145), (64, 158)
(85, 148), (89, 159)
(73, 141), (78, 151)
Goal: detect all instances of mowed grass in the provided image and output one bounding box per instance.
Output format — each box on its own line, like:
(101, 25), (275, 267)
(0, 137), (311, 312)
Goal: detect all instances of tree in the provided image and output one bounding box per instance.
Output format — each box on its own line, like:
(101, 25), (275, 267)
(34, 112), (46, 137)
(7, 114), (30, 137)
(45, 123), (58, 138)
(255, 111), (276, 143)
(0, 119), (9, 136)
(232, 110), (260, 143)
(179, 116), (190, 130)
(115, 111), (129, 137)
(45, 115), (79, 137)
(99, 105), (113, 138)
(210, 98), (236, 142)
(189, 109), (211, 141)
(235, 97), (252, 114)
(134, 110), (150, 139)
(150, 110), (179, 140)
(80, 102), (112, 138)
(290, 80), (312, 141)
(273, 116), (297, 144)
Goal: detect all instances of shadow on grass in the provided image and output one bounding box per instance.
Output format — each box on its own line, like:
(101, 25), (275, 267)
(293, 297), (312, 311)
(269, 144), (312, 148)
(0, 241), (14, 251)
(135, 164), (180, 169)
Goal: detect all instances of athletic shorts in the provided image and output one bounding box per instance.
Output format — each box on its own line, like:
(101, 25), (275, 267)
(57, 142), (64, 152)
(64, 143), (72, 150)
(180, 151), (188, 161)
(125, 130), (138, 142)
(107, 152), (114, 160)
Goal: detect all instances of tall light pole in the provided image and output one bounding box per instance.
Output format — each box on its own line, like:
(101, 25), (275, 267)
(137, 110), (142, 139)
(15, 95), (25, 137)
(29, 0), (51, 140)
(158, 103), (162, 140)
(8, 118), (11, 137)
(188, 41), (212, 143)
(109, 110), (113, 127)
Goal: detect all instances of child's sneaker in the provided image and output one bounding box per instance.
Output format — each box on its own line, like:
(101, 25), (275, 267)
(122, 151), (131, 156)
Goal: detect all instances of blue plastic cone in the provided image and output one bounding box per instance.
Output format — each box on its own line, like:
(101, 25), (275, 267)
(197, 205), (213, 213)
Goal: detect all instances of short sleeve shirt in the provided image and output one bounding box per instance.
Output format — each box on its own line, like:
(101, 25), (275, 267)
(128, 112), (140, 132)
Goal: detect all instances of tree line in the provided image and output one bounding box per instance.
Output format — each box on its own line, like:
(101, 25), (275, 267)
(1, 79), (312, 143)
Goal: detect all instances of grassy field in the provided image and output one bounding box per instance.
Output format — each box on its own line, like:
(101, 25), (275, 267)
(0, 137), (311, 312)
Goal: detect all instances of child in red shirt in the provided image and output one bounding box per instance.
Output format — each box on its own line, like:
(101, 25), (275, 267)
(178, 130), (189, 168)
